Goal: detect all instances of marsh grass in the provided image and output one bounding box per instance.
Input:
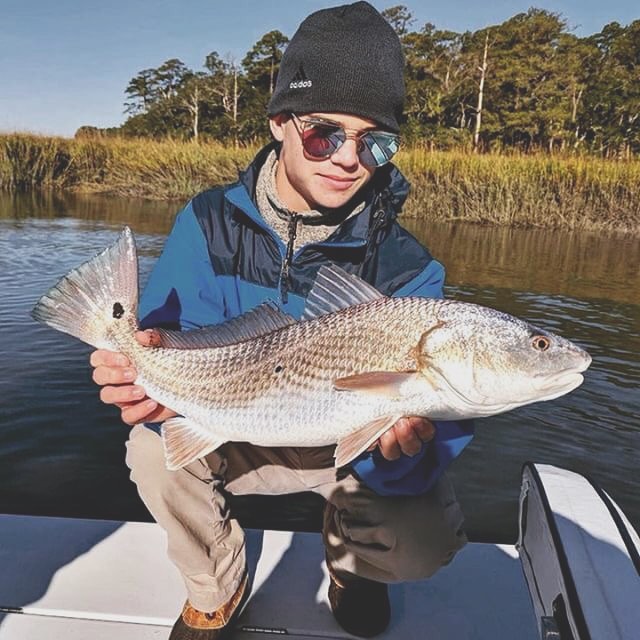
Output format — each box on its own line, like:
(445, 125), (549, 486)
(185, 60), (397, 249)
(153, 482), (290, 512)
(1, 134), (638, 233)
(0, 134), (253, 198)
(99, 138), (254, 199)
(398, 148), (640, 233)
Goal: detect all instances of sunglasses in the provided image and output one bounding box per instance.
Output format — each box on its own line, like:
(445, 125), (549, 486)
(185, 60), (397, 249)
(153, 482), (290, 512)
(290, 113), (400, 167)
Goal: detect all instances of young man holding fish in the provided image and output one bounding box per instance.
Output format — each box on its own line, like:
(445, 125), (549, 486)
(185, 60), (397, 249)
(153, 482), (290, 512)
(90, 3), (473, 638)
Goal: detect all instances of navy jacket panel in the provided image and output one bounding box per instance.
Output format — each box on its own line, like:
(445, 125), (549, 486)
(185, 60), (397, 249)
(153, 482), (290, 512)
(139, 205), (227, 330)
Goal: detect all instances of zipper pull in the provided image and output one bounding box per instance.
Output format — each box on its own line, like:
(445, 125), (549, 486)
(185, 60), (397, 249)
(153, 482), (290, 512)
(368, 205), (386, 242)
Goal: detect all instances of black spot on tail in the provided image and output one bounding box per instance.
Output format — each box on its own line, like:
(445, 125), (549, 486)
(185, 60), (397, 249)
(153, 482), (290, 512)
(113, 302), (125, 319)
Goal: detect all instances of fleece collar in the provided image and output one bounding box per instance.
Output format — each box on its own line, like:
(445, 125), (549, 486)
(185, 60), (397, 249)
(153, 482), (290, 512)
(227, 142), (410, 249)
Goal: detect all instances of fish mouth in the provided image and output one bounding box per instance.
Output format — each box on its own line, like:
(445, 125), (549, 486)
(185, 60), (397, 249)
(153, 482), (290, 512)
(575, 350), (592, 373)
(532, 353), (591, 400)
(534, 371), (585, 401)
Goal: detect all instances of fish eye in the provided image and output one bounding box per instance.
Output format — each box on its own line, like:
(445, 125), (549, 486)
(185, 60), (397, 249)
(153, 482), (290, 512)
(532, 335), (550, 351)
(274, 365), (284, 374)
(112, 302), (125, 319)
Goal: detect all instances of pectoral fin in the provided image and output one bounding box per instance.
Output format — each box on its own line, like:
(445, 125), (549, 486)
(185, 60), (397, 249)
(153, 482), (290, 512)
(334, 415), (402, 468)
(161, 417), (226, 471)
(333, 372), (418, 398)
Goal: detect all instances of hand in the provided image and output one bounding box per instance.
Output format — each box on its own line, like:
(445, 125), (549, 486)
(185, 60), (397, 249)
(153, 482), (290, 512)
(90, 330), (177, 426)
(376, 416), (436, 461)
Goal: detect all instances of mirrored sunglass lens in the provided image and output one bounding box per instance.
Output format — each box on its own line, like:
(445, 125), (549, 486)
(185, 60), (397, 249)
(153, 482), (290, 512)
(359, 132), (400, 166)
(302, 125), (345, 158)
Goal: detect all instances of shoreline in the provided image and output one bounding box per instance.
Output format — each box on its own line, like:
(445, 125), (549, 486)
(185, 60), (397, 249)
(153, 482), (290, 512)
(1, 134), (639, 234)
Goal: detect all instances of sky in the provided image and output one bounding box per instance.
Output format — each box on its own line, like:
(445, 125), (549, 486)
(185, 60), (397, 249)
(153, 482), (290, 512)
(1, 0), (637, 137)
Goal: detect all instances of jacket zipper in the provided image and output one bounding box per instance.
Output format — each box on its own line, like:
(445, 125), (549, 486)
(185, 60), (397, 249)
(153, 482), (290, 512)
(279, 213), (301, 303)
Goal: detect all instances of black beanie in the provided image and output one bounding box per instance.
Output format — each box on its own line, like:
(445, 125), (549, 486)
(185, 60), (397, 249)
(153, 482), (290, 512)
(267, 1), (405, 133)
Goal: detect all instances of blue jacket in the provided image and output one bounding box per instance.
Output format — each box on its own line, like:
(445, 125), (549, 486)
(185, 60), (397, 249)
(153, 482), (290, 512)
(139, 143), (474, 495)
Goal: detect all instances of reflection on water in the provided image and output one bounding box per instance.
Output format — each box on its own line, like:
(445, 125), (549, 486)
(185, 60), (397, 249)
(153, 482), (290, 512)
(0, 192), (638, 542)
(0, 190), (178, 236)
(403, 218), (640, 305)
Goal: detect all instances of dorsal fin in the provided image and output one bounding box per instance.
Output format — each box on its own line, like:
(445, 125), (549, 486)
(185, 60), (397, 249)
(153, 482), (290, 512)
(152, 302), (295, 350)
(302, 266), (384, 320)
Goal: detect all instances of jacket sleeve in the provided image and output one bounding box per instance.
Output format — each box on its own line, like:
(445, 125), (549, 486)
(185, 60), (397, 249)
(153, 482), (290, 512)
(138, 201), (226, 331)
(351, 259), (475, 496)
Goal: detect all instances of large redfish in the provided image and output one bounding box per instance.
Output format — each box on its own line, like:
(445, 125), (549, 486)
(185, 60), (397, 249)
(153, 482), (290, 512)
(32, 228), (591, 469)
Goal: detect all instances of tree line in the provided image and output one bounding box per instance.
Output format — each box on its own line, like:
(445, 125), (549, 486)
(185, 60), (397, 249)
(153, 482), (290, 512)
(77, 6), (640, 156)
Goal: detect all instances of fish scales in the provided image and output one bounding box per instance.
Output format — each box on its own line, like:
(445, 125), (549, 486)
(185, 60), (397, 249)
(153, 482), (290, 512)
(126, 298), (431, 446)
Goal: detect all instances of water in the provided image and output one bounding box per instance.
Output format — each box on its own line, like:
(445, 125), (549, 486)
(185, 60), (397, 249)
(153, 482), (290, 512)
(1, 191), (638, 542)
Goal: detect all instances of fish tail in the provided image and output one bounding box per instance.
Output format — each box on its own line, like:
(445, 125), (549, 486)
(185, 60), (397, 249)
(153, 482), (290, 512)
(31, 227), (139, 350)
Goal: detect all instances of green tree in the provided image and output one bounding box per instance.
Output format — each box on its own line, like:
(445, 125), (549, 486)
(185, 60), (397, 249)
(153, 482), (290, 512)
(584, 21), (640, 155)
(202, 51), (247, 143)
(177, 72), (212, 141)
(241, 30), (289, 139)
(469, 9), (568, 149)
(123, 59), (192, 138)
(554, 33), (601, 149)
(124, 69), (157, 114)
(154, 58), (190, 100)
(381, 5), (414, 36)
(400, 18), (469, 141)
(242, 30), (288, 95)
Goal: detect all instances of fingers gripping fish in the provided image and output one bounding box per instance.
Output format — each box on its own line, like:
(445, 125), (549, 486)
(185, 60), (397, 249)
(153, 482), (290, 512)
(32, 228), (591, 470)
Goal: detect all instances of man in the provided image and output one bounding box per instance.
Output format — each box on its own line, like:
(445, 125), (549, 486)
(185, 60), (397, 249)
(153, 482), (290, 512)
(90, 2), (474, 638)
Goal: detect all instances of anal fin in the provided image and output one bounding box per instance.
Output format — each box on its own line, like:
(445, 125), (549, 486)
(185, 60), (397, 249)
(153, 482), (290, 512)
(161, 417), (226, 470)
(334, 415), (401, 468)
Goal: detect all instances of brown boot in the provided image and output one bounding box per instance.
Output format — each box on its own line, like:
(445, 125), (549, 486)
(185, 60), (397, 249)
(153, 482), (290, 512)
(169, 572), (249, 640)
(328, 571), (391, 638)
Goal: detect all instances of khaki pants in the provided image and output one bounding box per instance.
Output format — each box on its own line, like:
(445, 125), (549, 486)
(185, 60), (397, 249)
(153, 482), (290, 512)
(125, 425), (467, 612)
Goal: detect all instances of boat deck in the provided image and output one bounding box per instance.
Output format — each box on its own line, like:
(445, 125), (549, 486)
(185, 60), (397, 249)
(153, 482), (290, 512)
(0, 514), (538, 639)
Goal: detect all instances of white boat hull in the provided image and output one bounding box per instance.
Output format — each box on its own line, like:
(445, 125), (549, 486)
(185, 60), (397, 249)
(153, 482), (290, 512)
(0, 514), (536, 639)
(518, 463), (640, 640)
